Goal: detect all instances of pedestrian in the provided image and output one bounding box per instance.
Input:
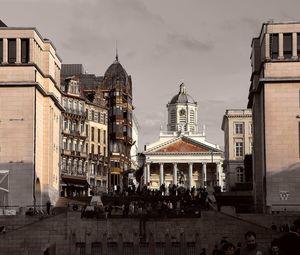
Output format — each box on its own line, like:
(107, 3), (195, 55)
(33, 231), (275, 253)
(240, 231), (265, 255)
(200, 248), (206, 255)
(46, 200), (51, 215)
(279, 218), (300, 255)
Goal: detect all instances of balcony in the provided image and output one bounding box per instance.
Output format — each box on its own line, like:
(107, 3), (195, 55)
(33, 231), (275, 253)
(61, 149), (71, 156)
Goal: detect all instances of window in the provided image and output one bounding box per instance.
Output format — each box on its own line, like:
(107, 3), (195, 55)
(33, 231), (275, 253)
(0, 39), (3, 63)
(98, 145), (100, 154)
(91, 127), (94, 141)
(236, 167), (244, 183)
(86, 124), (89, 137)
(190, 110), (195, 124)
(63, 139), (67, 150)
(235, 142), (244, 157)
(283, 33), (292, 59)
(98, 129), (100, 143)
(86, 143), (89, 154)
(103, 130), (106, 144)
(297, 33), (300, 58)
(94, 111), (98, 122)
(91, 144), (94, 154)
(21, 39), (29, 63)
(270, 33), (279, 59)
(8, 39), (16, 63)
(64, 119), (68, 130)
(170, 109), (176, 124)
(79, 123), (83, 134)
(235, 123), (243, 134)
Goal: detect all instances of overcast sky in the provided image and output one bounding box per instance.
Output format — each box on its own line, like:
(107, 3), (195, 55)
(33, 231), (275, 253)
(2, 0), (300, 150)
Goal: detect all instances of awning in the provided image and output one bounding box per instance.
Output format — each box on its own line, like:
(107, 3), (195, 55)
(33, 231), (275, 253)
(61, 175), (90, 188)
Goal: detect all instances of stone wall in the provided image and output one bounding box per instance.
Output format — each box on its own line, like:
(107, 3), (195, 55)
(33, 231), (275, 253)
(0, 210), (290, 255)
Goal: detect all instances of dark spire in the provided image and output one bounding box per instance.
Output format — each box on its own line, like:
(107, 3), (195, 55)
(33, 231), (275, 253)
(115, 41), (119, 62)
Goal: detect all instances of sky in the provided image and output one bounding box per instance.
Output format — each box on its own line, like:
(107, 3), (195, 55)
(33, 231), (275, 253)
(2, 0), (300, 150)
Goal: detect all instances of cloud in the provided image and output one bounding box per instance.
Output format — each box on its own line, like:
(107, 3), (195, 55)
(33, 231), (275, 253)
(167, 33), (214, 52)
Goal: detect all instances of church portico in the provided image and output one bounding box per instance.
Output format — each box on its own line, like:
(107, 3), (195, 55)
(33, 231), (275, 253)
(144, 157), (223, 190)
(143, 83), (224, 191)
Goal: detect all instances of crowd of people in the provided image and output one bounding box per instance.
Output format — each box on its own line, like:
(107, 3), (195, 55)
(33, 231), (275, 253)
(98, 184), (211, 218)
(199, 218), (300, 255)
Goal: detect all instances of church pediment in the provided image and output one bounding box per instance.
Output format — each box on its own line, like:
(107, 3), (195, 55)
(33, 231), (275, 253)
(150, 137), (215, 153)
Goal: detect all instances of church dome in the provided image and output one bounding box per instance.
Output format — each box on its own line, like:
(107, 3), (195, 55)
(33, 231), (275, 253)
(170, 83), (196, 104)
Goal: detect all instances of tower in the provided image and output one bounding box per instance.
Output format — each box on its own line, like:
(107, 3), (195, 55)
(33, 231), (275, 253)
(167, 83), (198, 133)
(103, 56), (133, 188)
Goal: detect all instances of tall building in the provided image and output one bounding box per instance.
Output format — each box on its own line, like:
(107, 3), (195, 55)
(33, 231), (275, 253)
(0, 21), (62, 206)
(60, 77), (89, 197)
(61, 55), (134, 190)
(144, 83), (224, 190)
(221, 109), (252, 191)
(248, 21), (300, 212)
(60, 75), (108, 197)
(85, 99), (108, 193)
(102, 56), (134, 189)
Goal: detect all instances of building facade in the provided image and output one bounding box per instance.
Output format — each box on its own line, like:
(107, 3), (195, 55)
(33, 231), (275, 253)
(61, 56), (135, 190)
(248, 21), (300, 212)
(144, 84), (224, 190)
(85, 100), (108, 194)
(0, 22), (62, 207)
(60, 77), (89, 197)
(221, 109), (252, 191)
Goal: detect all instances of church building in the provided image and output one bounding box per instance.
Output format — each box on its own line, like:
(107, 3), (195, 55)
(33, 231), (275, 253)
(143, 83), (224, 190)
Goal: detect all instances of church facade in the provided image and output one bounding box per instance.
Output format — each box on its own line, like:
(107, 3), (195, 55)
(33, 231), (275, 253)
(144, 84), (224, 190)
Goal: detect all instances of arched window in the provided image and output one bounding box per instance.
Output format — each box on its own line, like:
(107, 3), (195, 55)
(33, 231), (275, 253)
(236, 167), (244, 183)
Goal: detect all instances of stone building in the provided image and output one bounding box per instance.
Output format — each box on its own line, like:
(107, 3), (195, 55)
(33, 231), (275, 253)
(85, 99), (108, 194)
(61, 55), (135, 190)
(144, 83), (224, 190)
(0, 21), (62, 206)
(60, 77), (89, 197)
(221, 109), (252, 191)
(60, 75), (108, 196)
(248, 21), (300, 212)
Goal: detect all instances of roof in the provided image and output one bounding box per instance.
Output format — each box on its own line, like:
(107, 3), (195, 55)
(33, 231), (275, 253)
(145, 135), (222, 154)
(104, 57), (128, 83)
(169, 83), (196, 104)
(0, 20), (7, 27)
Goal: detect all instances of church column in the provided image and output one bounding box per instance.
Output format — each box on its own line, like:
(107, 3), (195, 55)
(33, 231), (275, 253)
(16, 38), (21, 64)
(202, 163), (207, 187)
(143, 164), (147, 185)
(173, 163), (177, 186)
(3, 38), (8, 63)
(188, 163), (193, 189)
(147, 163), (151, 186)
(159, 163), (164, 186)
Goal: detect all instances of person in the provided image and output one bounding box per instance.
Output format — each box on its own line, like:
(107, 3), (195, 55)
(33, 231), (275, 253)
(222, 242), (235, 255)
(235, 242), (242, 255)
(269, 239), (279, 255)
(200, 248), (206, 255)
(46, 200), (51, 215)
(241, 231), (265, 255)
(279, 217), (300, 255)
